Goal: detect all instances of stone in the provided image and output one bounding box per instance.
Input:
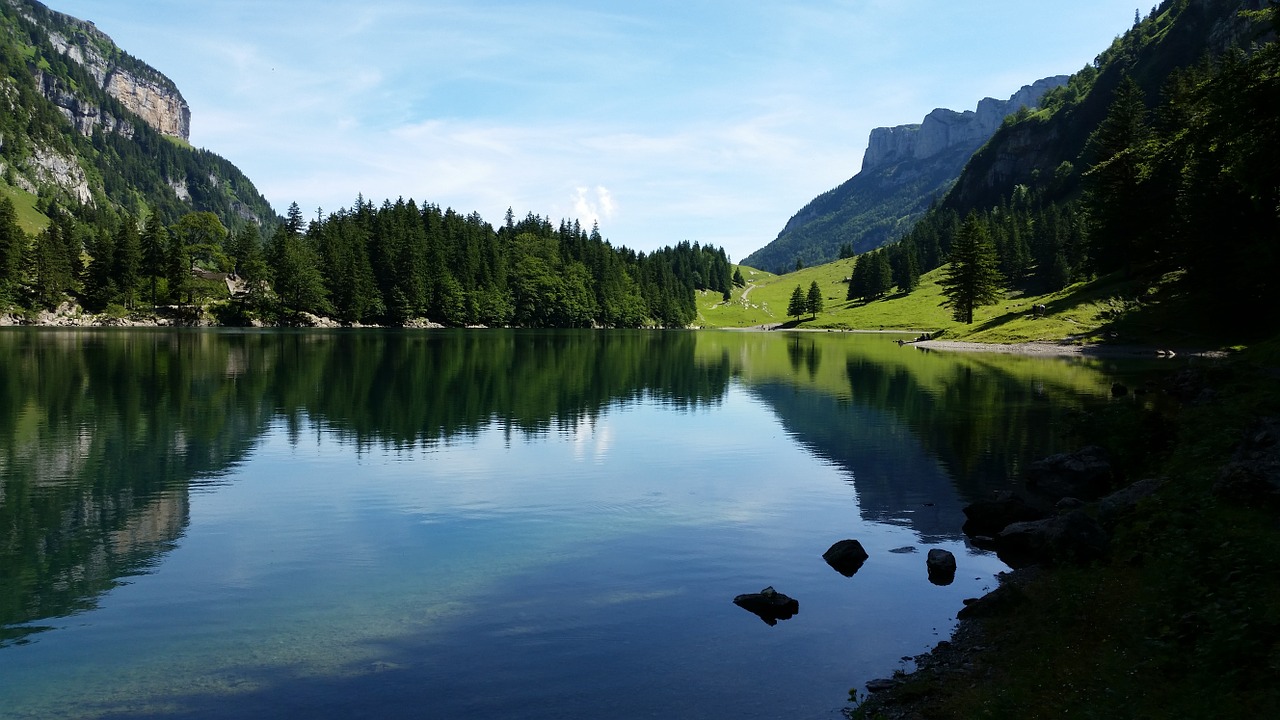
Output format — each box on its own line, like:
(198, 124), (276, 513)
(1025, 446), (1115, 501)
(865, 677), (900, 693)
(1099, 478), (1165, 528)
(961, 493), (1047, 538)
(823, 539), (869, 577)
(732, 586), (799, 626)
(1212, 418), (1280, 509)
(926, 549), (957, 586)
(996, 510), (1109, 569)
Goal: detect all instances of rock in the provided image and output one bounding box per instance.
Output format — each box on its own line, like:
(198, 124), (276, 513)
(889, 546), (917, 554)
(1212, 418), (1280, 509)
(961, 492), (1047, 537)
(732, 586), (799, 626)
(823, 539), (869, 577)
(1025, 446), (1115, 501)
(926, 549), (957, 586)
(865, 677), (900, 693)
(1055, 497), (1086, 511)
(1099, 478), (1165, 528)
(956, 569), (1037, 620)
(996, 510), (1109, 569)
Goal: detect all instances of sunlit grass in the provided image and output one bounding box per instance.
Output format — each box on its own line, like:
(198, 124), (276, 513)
(698, 257), (1220, 348)
(2, 182), (49, 235)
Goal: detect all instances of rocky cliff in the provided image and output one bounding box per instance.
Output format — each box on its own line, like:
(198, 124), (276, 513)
(862, 76), (1068, 171)
(0, 0), (276, 231)
(13, 0), (190, 140)
(742, 77), (1066, 273)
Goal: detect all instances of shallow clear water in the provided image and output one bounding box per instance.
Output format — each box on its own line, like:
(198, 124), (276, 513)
(0, 329), (1157, 718)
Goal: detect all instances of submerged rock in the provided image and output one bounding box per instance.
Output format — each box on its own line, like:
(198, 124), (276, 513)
(733, 586), (799, 626)
(823, 539), (869, 577)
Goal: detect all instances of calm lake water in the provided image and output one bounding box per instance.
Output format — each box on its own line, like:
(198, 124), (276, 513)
(0, 329), (1159, 719)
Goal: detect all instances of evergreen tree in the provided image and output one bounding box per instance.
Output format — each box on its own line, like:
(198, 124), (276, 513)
(0, 196), (24, 305)
(82, 226), (116, 311)
(806, 280), (823, 319)
(939, 214), (1004, 324)
(26, 223), (72, 309)
(732, 267), (745, 287)
(892, 242), (920, 293)
(270, 224), (331, 319)
(141, 213), (168, 308)
(113, 216), (142, 310)
(1083, 75), (1153, 275)
(787, 284), (806, 321)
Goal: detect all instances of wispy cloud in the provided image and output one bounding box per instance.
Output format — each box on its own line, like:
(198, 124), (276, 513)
(53, 0), (1138, 261)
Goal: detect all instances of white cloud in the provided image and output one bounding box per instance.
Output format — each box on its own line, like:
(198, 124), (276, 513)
(51, 0), (1141, 263)
(569, 186), (617, 231)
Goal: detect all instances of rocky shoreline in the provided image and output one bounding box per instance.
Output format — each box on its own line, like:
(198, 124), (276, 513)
(851, 356), (1280, 719)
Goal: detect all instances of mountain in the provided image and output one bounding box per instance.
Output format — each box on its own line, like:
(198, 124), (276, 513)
(742, 77), (1067, 274)
(0, 0), (275, 231)
(944, 0), (1267, 213)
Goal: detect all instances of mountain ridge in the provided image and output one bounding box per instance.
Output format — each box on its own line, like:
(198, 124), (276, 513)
(742, 76), (1066, 274)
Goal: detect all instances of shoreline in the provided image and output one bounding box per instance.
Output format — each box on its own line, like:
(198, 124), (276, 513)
(2, 310), (1229, 359)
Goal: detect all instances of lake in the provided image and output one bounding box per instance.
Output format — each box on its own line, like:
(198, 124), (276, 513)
(0, 328), (1157, 718)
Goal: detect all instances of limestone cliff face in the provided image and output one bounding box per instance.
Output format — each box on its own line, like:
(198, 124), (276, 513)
(18, 1), (190, 140)
(862, 76), (1068, 171)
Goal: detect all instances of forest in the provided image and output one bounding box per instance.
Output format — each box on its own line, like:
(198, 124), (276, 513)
(0, 193), (735, 328)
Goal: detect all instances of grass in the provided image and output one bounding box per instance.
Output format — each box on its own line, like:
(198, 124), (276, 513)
(700, 257), (1239, 352)
(1, 182), (50, 235)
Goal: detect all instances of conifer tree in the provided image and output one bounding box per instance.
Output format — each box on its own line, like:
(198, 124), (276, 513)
(1083, 75), (1152, 275)
(141, 214), (168, 308)
(787, 284), (806, 321)
(0, 197), (24, 305)
(113, 216), (142, 310)
(940, 214), (1004, 324)
(806, 280), (823, 319)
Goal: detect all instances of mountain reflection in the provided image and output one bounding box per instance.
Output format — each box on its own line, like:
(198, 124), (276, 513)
(0, 328), (1128, 643)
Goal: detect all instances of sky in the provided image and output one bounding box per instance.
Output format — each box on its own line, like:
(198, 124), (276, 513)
(50, 0), (1139, 262)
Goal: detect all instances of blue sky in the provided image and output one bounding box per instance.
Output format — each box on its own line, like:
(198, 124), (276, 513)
(52, 1), (1138, 261)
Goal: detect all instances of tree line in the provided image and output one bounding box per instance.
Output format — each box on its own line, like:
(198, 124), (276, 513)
(0, 193), (734, 328)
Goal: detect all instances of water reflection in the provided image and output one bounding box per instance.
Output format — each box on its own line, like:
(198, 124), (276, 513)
(0, 328), (1140, 656)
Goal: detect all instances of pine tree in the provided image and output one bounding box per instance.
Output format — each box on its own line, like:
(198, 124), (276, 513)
(787, 284), (807, 321)
(939, 214), (1004, 324)
(806, 280), (823, 319)
(1083, 75), (1152, 276)
(141, 213), (168, 308)
(113, 216), (142, 310)
(0, 196), (24, 305)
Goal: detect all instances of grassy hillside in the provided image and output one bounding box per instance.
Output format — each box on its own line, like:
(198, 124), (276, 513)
(700, 257), (1234, 351)
(1, 182), (48, 235)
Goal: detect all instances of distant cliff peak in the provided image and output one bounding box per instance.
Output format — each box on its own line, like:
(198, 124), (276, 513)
(9, 0), (190, 140)
(861, 76), (1068, 171)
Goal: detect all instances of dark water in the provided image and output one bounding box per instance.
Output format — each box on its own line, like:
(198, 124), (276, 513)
(0, 329), (1155, 718)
